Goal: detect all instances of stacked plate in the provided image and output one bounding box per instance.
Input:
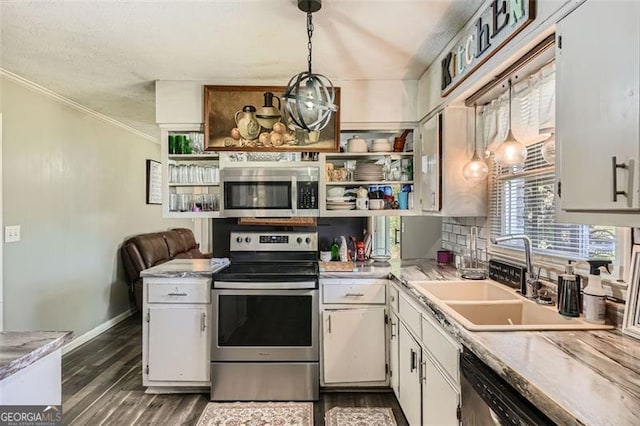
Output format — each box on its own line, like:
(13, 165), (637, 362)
(326, 196), (356, 210)
(371, 138), (392, 152)
(354, 163), (383, 181)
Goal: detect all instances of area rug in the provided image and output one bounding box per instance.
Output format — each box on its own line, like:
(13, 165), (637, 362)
(196, 402), (313, 426)
(324, 407), (397, 426)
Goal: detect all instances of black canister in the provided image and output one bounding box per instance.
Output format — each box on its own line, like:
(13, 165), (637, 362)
(558, 275), (580, 317)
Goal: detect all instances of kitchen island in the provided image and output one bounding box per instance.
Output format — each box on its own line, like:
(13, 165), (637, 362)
(0, 331), (73, 404)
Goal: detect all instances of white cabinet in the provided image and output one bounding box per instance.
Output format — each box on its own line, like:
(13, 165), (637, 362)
(143, 277), (211, 390)
(422, 351), (460, 426)
(160, 125), (221, 219)
(320, 278), (387, 386)
(419, 107), (487, 216)
(398, 322), (422, 426)
(556, 0), (640, 217)
(389, 312), (400, 398)
(322, 307), (386, 383)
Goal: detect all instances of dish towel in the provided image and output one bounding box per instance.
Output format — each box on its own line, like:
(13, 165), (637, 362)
(210, 257), (230, 273)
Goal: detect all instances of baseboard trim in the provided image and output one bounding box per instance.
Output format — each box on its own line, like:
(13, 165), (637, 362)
(63, 309), (136, 355)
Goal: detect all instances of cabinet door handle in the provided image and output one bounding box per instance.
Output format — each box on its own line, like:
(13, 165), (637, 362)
(390, 295), (395, 302)
(410, 349), (417, 372)
(167, 292), (188, 296)
(420, 360), (427, 383)
(345, 292), (365, 297)
(328, 314), (332, 334)
(390, 321), (397, 338)
(612, 156), (628, 202)
(201, 313), (206, 331)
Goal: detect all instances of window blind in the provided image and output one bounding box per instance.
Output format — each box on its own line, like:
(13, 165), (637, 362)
(489, 141), (615, 260)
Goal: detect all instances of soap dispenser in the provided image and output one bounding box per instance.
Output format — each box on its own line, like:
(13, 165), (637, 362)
(583, 260), (612, 324)
(558, 260), (581, 315)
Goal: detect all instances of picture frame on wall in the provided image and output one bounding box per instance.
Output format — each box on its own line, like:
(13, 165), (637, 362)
(623, 245), (640, 341)
(146, 159), (162, 205)
(203, 85), (340, 152)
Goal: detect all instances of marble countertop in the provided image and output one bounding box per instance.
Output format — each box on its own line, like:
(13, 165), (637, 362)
(140, 259), (228, 278)
(392, 264), (640, 425)
(0, 331), (73, 381)
(319, 259), (459, 280)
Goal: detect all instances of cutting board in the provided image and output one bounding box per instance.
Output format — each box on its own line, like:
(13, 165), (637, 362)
(319, 261), (356, 272)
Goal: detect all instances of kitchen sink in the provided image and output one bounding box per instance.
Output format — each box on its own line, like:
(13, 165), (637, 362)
(412, 280), (613, 331)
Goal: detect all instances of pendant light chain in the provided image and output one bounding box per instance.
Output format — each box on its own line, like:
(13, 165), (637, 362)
(508, 79), (512, 130)
(307, 11), (314, 74)
(473, 103), (478, 157)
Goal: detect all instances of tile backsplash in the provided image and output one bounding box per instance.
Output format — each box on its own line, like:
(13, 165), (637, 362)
(441, 217), (489, 261)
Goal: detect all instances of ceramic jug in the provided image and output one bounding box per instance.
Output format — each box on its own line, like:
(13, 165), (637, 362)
(255, 92), (282, 130)
(235, 105), (261, 140)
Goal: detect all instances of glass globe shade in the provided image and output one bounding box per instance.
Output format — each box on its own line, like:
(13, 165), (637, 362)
(462, 155), (489, 181)
(541, 133), (556, 164)
(494, 131), (527, 168)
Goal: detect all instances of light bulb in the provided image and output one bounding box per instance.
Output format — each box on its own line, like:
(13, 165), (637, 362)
(494, 130), (527, 168)
(463, 155), (489, 181)
(541, 133), (556, 164)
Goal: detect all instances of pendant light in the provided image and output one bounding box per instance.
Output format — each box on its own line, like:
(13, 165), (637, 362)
(463, 104), (489, 181)
(283, 0), (338, 132)
(494, 79), (527, 169)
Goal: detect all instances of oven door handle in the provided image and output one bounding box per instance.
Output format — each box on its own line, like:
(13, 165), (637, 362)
(213, 281), (317, 290)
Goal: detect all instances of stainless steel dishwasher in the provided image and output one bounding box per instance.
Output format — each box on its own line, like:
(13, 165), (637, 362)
(460, 348), (556, 425)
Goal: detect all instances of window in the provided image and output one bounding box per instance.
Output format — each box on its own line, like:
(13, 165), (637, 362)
(489, 142), (616, 262)
(484, 60), (616, 264)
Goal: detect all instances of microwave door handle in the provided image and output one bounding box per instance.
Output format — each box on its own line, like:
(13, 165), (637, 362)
(291, 176), (297, 215)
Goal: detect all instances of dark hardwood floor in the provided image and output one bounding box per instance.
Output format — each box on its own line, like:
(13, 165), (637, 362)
(62, 313), (408, 425)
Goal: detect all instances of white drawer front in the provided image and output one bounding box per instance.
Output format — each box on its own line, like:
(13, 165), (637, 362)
(323, 283), (386, 304)
(389, 285), (399, 313)
(399, 293), (421, 338)
(421, 315), (460, 384)
(148, 282), (210, 303)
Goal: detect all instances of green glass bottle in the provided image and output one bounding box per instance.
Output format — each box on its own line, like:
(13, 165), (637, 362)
(330, 238), (340, 261)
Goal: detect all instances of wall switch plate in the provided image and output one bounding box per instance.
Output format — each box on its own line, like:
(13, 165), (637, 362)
(5, 225), (21, 243)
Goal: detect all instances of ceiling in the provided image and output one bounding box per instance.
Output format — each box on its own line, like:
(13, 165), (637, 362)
(1, 0), (483, 139)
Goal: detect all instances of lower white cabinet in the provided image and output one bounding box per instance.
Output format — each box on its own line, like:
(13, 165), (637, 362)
(320, 278), (388, 386)
(398, 322), (422, 426)
(322, 307), (386, 384)
(389, 312), (400, 398)
(143, 277), (211, 390)
(422, 350), (460, 426)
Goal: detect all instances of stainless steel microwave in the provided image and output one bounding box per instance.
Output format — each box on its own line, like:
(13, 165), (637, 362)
(221, 167), (319, 217)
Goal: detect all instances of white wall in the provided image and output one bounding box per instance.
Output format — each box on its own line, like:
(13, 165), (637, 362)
(1, 75), (193, 335)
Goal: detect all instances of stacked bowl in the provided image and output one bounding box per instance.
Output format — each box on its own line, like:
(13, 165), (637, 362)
(371, 138), (392, 152)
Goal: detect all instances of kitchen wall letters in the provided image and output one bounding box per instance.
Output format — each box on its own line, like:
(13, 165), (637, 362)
(441, 0), (535, 96)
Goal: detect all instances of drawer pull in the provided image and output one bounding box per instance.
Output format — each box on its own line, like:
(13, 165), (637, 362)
(345, 292), (365, 297)
(167, 292), (188, 296)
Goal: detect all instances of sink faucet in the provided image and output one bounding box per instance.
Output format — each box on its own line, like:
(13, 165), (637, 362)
(490, 234), (540, 300)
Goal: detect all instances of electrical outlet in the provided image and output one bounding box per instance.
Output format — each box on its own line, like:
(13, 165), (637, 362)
(5, 225), (21, 243)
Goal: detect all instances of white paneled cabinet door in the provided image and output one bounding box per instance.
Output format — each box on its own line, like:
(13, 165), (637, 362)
(420, 113), (440, 212)
(398, 323), (421, 426)
(147, 306), (209, 382)
(389, 312), (400, 399)
(422, 351), (460, 426)
(557, 0), (640, 211)
(323, 307), (386, 384)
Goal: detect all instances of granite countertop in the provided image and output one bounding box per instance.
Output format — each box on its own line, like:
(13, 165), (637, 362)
(0, 331), (73, 381)
(392, 264), (640, 425)
(319, 259), (459, 280)
(140, 258), (228, 278)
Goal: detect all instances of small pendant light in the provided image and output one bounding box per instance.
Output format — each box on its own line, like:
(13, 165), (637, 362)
(463, 104), (489, 181)
(494, 79), (527, 169)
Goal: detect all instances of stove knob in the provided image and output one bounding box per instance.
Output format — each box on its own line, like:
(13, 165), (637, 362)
(296, 237), (303, 244)
(236, 236), (243, 244)
(305, 237), (311, 245)
(245, 237), (252, 243)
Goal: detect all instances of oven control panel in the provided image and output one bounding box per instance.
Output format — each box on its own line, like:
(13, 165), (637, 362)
(230, 232), (318, 251)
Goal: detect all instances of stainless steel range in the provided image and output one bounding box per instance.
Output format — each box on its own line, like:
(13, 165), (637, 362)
(210, 231), (319, 401)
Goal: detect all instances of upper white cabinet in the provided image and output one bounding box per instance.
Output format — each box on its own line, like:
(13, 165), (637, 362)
(556, 0), (640, 213)
(419, 107), (487, 216)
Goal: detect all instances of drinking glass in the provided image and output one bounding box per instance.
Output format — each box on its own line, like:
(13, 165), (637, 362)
(344, 160), (356, 182)
(168, 193), (178, 211)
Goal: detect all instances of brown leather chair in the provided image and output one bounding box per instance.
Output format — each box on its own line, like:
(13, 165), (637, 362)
(121, 228), (205, 311)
